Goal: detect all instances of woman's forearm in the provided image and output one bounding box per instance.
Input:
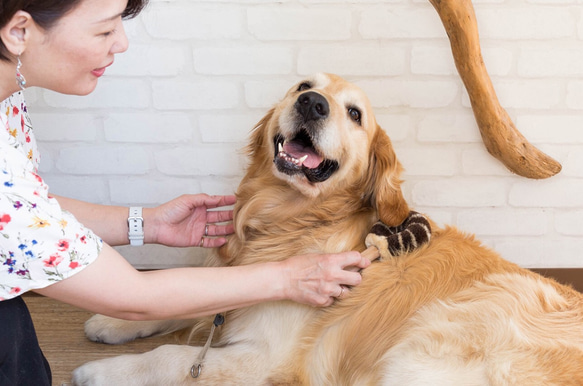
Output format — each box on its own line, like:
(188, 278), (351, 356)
(35, 243), (285, 320)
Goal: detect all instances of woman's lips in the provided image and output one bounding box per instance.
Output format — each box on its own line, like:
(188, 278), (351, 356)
(92, 61), (113, 77)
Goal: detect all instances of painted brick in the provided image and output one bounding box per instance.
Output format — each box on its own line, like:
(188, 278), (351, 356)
(462, 148), (514, 176)
(457, 208), (548, 236)
(495, 239), (583, 268)
(245, 80), (296, 109)
(509, 179), (583, 208)
(516, 115), (583, 144)
(398, 147), (457, 176)
(477, 8), (575, 40)
(248, 8), (351, 40)
(142, 4), (242, 40)
(360, 7), (445, 39)
(198, 113), (263, 144)
(566, 81), (583, 110)
(411, 45), (512, 77)
(56, 146), (151, 175)
(43, 79), (150, 109)
(152, 80), (239, 110)
(109, 45), (187, 77)
(518, 46), (583, 77)
(417, 113), (482, 143)
(155, 145), (245, 176)
(412, 178), (507, 207)
(376, 114), (411, 143)
(298, 45), (406, 76)
(555, 210), (583, 236)
(109, 177), (201, 205)
(562, 149), (583, 177)
(356, 79), (459, 108)
(194, 46), (293, 75)
(29, 113), (99, 142)
(491, 80), (562, 110)
(42, 175), (109, 203)
(104, 113), (193, 143)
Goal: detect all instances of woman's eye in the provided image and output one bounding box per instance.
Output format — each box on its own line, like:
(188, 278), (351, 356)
(348, 108), (361, 124)
(297, 82), (311, 92)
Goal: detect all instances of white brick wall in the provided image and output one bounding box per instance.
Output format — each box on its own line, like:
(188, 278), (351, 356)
(26, 0), (583, 269)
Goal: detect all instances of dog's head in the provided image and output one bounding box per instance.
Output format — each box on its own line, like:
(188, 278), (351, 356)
(246, 73), (409, 227)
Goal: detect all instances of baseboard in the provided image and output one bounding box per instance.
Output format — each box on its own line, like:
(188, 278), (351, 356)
(531, 268), (583, 293)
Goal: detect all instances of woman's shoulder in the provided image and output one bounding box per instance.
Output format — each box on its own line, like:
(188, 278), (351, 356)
(0, 91), (39, 170)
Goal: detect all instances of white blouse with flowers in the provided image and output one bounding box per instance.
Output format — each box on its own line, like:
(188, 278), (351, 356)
(0, 91), (102, 300)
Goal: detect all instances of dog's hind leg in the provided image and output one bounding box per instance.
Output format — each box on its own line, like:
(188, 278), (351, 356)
(84, 314), (196, 344)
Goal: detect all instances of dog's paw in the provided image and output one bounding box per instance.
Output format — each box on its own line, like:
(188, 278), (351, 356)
(71, 360), (113, 386)
(84, 314), (139, 344)
(365, 211), (431, 260)
(72, 355), (146, 386)
(84, 315), (157, 344)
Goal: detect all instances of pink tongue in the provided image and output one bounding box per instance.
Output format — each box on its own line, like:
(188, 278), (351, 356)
(283, 142), (323, 169)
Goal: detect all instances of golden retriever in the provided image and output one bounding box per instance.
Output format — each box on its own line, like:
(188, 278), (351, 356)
(72, 73), (583, 385)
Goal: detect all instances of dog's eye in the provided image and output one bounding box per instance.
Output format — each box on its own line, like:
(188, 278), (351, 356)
(348, 107), (361, 124)
(297, 82), (312, 92)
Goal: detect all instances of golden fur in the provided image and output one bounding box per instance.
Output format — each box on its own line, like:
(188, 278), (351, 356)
(74, 73), (583, 385)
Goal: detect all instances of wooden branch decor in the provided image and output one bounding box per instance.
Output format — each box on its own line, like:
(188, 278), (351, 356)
(428, 0), (562, 179)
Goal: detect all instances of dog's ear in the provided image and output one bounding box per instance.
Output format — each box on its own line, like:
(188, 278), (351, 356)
(246, 108), (275, 163)
(364, 125), (410, 226)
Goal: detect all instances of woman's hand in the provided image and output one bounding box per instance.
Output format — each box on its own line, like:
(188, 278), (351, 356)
(279, 251), (371, 307)
(145, 194), (236, 248)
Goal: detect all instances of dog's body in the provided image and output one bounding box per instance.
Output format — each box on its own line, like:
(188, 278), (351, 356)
(73, 74), (583, 385)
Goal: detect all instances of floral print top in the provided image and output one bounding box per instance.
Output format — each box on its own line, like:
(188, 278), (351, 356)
(0, 91), (102, 300)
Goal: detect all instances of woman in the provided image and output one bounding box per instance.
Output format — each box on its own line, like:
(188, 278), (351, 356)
(0, 0), (370, 384)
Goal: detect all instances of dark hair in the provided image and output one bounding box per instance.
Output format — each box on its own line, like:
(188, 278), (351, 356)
(0, 0), (149, 61)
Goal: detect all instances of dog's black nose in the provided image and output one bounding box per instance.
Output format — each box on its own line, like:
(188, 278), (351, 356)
(295, 91), (329, 122)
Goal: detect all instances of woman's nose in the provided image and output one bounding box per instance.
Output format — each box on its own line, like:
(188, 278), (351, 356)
(111, 22), (129, 54)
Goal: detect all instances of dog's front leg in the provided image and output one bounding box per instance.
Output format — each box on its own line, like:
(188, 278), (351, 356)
(72, 342), (271, 386)
(84, 314), (196, 344)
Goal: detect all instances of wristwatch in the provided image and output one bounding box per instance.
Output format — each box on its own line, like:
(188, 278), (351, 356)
(128, 207), (144, 246)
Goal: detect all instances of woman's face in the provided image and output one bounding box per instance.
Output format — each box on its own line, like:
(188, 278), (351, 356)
(24, 0), (130, 95)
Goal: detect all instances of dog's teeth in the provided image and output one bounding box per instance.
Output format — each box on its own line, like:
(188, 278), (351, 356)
(278, 143), (284, 153)
(298, 155), (308, 164)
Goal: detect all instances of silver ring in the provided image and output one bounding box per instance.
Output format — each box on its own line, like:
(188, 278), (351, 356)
(204, 224), (209, 236)
(337, 286), (345, 299)
(199, 237), (204, 248)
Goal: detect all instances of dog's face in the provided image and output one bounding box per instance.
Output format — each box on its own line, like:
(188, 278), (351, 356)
(270, 73), (378, 196)
(247, 73), (409, 227)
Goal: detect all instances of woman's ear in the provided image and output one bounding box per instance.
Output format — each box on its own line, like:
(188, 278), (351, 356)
(0, 10), (34, 57)
(364, 125), (410, 227)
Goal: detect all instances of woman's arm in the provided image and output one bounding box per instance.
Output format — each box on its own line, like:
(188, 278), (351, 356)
(51, 195), (129, 246)
(51, 194), (235, 248)
(34, 243), (369, 320)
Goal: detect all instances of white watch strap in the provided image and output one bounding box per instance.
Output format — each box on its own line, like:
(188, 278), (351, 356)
(128, 207), (144, 246)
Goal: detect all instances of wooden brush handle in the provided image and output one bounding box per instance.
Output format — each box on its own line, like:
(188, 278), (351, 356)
(361, 246), (380, 262)
(345, 246), (380, 272)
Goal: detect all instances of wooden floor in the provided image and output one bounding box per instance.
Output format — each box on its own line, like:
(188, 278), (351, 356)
(24, 294), (183, 386)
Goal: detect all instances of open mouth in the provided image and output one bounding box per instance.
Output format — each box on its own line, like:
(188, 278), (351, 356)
(273, 130), (339, 183)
